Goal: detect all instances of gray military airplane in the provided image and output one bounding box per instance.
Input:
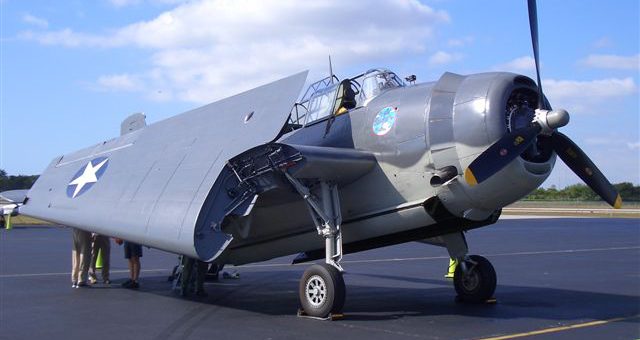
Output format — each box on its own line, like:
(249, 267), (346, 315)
(16, 0), (621, 318)
(1, 189), (27, 220)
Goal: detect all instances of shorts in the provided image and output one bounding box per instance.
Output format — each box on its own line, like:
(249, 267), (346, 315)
(124, 242), (143, 259)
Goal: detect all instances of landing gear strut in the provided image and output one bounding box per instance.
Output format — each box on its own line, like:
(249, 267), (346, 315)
(285, 174), (346, 318)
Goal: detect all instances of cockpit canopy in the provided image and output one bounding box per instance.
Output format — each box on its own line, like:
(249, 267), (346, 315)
(287, 68), (405, 127)
(305, 82), (339, 124)
(357, 68), (405, 105)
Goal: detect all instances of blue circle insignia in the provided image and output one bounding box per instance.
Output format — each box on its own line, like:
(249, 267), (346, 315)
(372, 107), (397, 136)
(66, 157), (110, 198)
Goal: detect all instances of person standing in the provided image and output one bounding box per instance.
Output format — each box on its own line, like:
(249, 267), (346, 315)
(119, 240), (142, 289)
(445, 258), (458, 279)
(89, 233), (111, 284)
(71, 228), (92, 288)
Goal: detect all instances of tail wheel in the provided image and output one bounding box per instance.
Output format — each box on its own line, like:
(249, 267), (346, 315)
(454, 255), (496, 303)
(299, 264), (345, 318)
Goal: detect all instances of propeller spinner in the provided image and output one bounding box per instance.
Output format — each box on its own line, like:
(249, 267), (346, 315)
(464, 0), (622, 209)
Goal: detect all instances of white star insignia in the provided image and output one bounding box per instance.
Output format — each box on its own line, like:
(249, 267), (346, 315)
(68, 158), (108, 198)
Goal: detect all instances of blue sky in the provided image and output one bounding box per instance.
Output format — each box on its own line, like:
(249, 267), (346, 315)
(1, 0), (638, 188)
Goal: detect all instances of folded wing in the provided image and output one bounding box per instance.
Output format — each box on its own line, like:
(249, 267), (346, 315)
(21, 71), (308, 259)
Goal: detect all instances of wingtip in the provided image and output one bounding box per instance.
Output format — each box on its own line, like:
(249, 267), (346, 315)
(613, 195), (622, 209)
(464, 168), (478, 187)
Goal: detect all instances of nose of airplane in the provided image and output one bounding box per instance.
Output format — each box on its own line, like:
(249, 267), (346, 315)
(426, 72), (556, 219)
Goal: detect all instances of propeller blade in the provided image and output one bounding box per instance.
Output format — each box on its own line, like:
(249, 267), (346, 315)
(551, 132), (622, 208)
(464, 124), (541, 186)
(527, 0), (545, 109)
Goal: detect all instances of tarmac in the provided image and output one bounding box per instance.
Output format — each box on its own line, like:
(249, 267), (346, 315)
(1, 217), (639, 339)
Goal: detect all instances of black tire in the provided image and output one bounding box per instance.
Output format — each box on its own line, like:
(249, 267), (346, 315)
(299, 264), (346, 318)
(453, 255), (496, 303)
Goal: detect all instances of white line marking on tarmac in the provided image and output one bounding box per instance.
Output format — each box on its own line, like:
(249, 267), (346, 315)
(499, 215), (588, 219)
(2, 246), (638, 277)
(0, 268), (168, 278)
(232, 246), (640, 268)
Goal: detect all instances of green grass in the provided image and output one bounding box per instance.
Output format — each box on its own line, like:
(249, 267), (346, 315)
(505, 200), (640, 218)
(510, 200), (640, 209)
(6, 215), (52, 226)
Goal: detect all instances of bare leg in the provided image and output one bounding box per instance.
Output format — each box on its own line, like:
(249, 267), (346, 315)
(132, 256), (140, 281)
(71, 249), (79, 284)
(128, 258), (134, 280)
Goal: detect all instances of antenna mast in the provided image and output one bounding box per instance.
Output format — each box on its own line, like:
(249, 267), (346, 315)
(329, 55), (334, 84)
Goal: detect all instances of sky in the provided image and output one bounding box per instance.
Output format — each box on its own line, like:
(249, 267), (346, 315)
(1, 0), (638, 188)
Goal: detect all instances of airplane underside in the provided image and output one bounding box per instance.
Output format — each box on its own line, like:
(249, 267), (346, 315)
(204, 140), (502, 317)
(220, 195), (500, 266)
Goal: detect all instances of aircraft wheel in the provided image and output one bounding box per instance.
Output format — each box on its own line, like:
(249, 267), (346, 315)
(299, 263), (345, 318)
(454, 255), (496, 303)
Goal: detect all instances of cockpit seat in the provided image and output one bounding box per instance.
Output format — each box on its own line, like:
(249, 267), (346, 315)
(334, 79), (357, 115)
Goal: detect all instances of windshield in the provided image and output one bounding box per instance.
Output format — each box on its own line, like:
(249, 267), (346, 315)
(359, 69), (404, 105)
(304, 84), (339, 124)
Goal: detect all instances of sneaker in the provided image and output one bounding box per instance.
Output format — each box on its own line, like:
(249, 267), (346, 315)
(222, 271), (240, 279)
(129, 281), (139, 289)
(76, 282), (89, 288)
(121, 279), (133, 288)
(88, 277), (97, 284)
(104, 279), (111, 285)
(72, 282), (77, 288)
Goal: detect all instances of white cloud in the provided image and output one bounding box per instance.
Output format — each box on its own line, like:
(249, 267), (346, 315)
(97, 74), (141, 92)
(107, 0), (186, 8)
(580, 54), (639, 70)
(545, 77), (637, 100)
(19, 28), (107, 47)
(109, 0), (141, 7)
(22, 0), (449, 103)
(494, 56), (535, 72)
(585, 137), (640, 150)
(428, 51), (462, 65)
(447, 36), (473, 47)
(544, 77), (637, 113)
(592, 37), (613, 49)
(22, 14), (48, 28)
(584, 137), (616, 146)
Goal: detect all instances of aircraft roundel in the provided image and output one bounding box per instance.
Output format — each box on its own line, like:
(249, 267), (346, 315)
(372, 107), (397, 136)
(66, 157), (109, 198)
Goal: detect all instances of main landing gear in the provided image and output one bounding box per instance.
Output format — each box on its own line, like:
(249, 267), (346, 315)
(299, 264), (346, 318)
(443, 233), (497, 303)
(285, 174), (497, 316)
(454, 255), (496, 302)
(285, 175), (346, 318)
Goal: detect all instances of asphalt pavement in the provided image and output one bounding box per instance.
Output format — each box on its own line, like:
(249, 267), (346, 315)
(1, 217), (639, 339)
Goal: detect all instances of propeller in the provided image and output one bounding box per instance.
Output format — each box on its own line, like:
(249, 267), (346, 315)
(464, 0), (622, 209)
(551, 133), (621, 208)
(527, 0), (544, 110)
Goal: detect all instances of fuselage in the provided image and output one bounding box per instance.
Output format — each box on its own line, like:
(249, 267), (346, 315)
(219, 70), (556, 265)
(21, 69), (556, 265)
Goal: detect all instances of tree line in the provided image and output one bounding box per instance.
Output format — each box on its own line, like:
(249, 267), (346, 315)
(525, 182), (639, 202)
(0, 169), (39, 192)
(1, 168), (638, 202)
